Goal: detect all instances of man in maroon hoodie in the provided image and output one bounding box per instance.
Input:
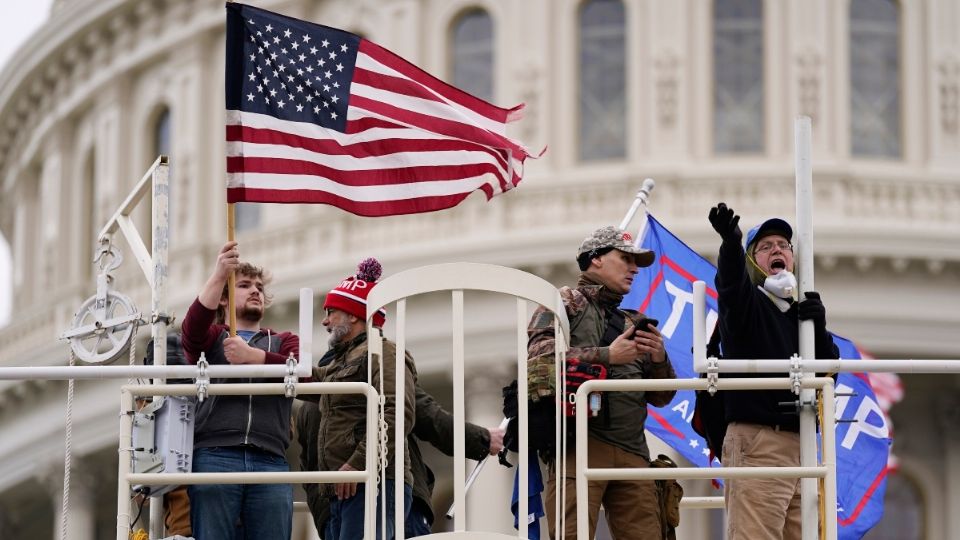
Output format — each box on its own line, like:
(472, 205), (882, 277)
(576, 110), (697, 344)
(180, 240), (299, 540)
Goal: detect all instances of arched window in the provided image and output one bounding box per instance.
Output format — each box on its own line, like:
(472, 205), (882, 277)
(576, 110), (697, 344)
(850, 0), (901, 158)
(713, 0), (764, 154)
(578, 0), (626, 162)
(863, 471), (924, 539)
(451, 8), (494, 102)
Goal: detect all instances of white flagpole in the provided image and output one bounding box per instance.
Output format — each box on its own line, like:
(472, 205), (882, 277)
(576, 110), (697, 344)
(619, 178), (656, 239)
(795, 116), (820, 540)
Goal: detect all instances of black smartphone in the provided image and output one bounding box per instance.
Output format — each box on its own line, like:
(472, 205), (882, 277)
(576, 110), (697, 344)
(635, 318), (659, 333)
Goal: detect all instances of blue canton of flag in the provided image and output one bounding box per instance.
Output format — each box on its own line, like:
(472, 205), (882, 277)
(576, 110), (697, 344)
(225, 5), (358, 130)
(622, 214), (890, 538)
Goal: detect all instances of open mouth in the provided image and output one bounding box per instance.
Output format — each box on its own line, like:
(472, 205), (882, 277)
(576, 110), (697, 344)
(770, 258), (786, 272)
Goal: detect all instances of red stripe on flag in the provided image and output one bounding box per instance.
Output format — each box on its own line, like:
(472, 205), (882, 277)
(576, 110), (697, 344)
(358, 39), (522, 124)
(648, 408), (686, 440)
(345, 117), (408, 134)
(227, 187), (480, 217)
(227, 156), (508, 187)
(353, 67), (447, 106)
(350, 95), (528, 158)
(661, 255), (719, 299)
(227, 124), (511, 167)
(838, 467), (889, 526)
(639, 269), (665, 313)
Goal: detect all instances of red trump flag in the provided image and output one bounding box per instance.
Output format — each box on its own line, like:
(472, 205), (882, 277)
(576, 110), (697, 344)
(225, 3), (536, 217)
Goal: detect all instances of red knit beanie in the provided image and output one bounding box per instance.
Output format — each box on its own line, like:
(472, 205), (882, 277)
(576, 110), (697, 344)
(324, 258), (387, 327)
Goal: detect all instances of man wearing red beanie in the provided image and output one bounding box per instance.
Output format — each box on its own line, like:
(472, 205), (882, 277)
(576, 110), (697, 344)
(313, 258), (417, 540)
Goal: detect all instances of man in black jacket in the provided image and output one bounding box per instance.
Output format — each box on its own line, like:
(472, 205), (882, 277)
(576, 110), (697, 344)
(709, 203), (839, 540)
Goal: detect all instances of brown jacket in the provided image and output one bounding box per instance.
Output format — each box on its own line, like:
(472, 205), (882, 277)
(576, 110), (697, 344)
(313, 332), (417, 490)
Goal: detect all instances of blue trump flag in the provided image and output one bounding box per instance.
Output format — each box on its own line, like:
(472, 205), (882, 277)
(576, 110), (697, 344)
(621, 214), (890, 538)
(620, 215), (722, 470)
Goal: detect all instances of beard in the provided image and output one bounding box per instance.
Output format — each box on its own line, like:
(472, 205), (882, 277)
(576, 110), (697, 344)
(238, 303), (263, 323)
(327, 322), (352, 347)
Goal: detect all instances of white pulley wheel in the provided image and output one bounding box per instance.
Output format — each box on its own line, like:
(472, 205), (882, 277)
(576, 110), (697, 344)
(67, 291), (139, 364)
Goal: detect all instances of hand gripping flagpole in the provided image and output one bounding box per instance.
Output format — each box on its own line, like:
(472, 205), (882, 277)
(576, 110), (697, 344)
(226, 204), (238, 337)
(444, 417), (511, 520)
(619, 178), (656, 235)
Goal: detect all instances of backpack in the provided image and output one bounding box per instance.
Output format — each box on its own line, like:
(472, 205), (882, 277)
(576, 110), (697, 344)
(691, 327), (726, 462)
(650, 454), (683, 540)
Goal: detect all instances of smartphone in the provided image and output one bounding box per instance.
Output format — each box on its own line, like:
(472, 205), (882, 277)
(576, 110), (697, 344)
(635, 318), (659, 333)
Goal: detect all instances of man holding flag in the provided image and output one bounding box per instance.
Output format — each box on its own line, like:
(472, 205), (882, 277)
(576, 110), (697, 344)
(708, 203), (839, 540)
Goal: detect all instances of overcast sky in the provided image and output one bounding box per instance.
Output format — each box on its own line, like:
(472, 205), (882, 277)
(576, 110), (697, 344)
(0, 1), (53, 327)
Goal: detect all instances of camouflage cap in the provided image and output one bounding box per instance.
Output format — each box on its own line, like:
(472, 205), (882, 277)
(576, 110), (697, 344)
(577, 226), (655, 267)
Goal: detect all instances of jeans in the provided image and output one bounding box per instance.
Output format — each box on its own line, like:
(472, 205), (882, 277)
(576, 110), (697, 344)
(188, 446), (293, 540)
(326, 480), (412, 540)
(404, 499), (433, 537)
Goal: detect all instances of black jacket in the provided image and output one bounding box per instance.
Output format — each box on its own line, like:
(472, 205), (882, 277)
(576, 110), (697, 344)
(715, 240), (838, 432)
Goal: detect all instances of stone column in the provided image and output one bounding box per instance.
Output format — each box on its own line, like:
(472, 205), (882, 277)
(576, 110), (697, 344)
(40, 461), (96, 540)
(938, 394), (960, 540)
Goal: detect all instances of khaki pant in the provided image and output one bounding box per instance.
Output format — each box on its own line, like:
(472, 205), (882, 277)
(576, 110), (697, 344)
(164, 485), (191, 537)
(722, 422), (801, 540)
(545, 437), (661, 539)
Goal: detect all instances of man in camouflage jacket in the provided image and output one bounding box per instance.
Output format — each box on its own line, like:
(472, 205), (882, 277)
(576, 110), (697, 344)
(528, 225), (677, 539)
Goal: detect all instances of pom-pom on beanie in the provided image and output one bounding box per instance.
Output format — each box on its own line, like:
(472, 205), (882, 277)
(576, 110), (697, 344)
(324, 258), (387, 327)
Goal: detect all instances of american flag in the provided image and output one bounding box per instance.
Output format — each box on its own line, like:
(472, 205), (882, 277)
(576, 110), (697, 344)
(225, 3), (535, 217)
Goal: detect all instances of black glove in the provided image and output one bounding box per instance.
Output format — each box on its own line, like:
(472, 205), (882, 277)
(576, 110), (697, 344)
(708, 202), (742, 244)
(797, 291), (827, 329)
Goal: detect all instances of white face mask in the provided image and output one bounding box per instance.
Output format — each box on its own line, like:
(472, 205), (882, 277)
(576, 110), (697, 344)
(763, 270), (797, 300)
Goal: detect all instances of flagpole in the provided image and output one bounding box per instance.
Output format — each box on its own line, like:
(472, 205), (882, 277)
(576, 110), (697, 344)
(795, 116), (819, 540)
(619, 178), (655, 235)
(227, 203), (237, 337)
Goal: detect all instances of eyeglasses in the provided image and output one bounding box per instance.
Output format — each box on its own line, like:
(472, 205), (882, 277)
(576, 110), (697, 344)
(754, 240), (793, 254)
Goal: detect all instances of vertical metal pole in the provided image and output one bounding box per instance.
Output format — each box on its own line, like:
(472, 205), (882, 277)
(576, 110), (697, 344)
(394, 300), (406, 540)
(575, 390), (589, 540)
(795, 116), (819, 540)
(516, 299), (529, 539)
(149, 156), (170, 539)
(298, 288), (313, 377)
(821, 381), (838, 539)
(365, 381), (378, 539)
(117, 390), (134, 540)
(693, 281), (707, 372)
(452, 290), (465, 531)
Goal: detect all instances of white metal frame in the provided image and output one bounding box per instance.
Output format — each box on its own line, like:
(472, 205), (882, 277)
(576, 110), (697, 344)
(573, 377), (838, 539)
(116, 382), (379, 540)
(365, 262), (571, 540)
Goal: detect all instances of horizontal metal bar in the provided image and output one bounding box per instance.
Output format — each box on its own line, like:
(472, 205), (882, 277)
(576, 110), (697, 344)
(0, 363), (304, 381)
(679, 496), (724, 509)
(578, 377), (834, 394)
(585, 466), (828, 481)
(124, 382), (372, 397)
(129, 470), (367, 486)
(711, 359), (960, 374)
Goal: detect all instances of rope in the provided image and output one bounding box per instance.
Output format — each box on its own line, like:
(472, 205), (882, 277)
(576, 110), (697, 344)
(61, 349), (76, 540)
(377, 346), (388, 540)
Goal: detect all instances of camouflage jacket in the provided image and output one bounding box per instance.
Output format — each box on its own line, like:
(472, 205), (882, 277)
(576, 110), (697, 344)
(312, 332), (417, 490)
(527, 283), (677, 458)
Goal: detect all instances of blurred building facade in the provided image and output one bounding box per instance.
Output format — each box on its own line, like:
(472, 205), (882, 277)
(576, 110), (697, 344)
(0, 0), (958, 538)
